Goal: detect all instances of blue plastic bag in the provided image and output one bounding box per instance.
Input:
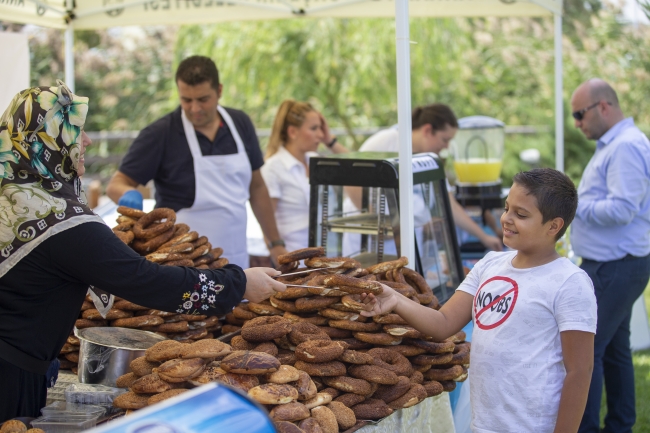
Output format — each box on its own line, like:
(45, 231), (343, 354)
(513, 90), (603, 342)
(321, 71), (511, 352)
(87, 383), (275, 433)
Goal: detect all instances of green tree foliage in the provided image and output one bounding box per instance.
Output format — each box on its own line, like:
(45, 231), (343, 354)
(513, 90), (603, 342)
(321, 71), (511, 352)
(24, 26), (177, 179)
(175, 19), (404, 149)
(15, 0), (650, 185)
(174, 7), (650, 185)
(28, 26), (176, 132)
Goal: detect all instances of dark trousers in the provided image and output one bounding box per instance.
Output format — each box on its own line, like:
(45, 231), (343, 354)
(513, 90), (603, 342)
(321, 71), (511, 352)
(0, 357), (48, 420)
(578, 254), (650, 433)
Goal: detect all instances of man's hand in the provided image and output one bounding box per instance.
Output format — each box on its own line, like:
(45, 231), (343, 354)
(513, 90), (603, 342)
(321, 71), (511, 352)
(243, 267), (286, 303)
(479, 233), (503, 251)
(359, 283), (399, 317)
(107, 171), (141, 205)
(118, 190), (144, 210)
(269, 245), (289, 268)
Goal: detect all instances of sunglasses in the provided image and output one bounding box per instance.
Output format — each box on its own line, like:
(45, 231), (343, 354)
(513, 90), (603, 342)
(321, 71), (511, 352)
(572, 100), (614, 121)
(572, 102), (600, 121)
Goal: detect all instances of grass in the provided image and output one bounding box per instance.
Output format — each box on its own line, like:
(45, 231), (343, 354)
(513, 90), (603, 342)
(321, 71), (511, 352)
(632, 349), (650, 432)
(600, 287), (650, 432)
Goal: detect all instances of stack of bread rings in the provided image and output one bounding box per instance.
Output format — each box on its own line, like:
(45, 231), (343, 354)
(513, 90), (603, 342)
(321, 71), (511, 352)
(59, 296), (223, 374)
(105, 247), (468, 433)
(112, 206), (229, 269)
(1, 419), (44, 433)
(181, 247), (469, 432)
(58, 207), (232, 374)
(112, 338), (234, 410)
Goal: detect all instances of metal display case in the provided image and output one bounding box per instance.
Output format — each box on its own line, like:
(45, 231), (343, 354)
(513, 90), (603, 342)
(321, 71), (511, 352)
(308, 152), (464, 303)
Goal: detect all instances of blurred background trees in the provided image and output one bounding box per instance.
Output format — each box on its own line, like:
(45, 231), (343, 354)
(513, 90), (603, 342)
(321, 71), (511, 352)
(3, 0), (649, 186)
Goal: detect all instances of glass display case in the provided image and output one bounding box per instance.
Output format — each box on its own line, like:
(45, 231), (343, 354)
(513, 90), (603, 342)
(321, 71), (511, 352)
(308, 152), (464, 303)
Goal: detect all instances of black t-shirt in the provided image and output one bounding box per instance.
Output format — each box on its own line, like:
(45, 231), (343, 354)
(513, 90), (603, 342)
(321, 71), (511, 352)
(0, 222), (246, 364)
(119, 106), (264, 211)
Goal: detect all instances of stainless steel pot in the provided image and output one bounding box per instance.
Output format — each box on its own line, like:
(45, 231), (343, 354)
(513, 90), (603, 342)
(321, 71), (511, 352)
(75, 327), (166, 387)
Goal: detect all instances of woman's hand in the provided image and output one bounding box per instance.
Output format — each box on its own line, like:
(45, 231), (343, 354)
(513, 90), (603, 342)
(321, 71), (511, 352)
(478, 233), (503, 252)
(243, 268), (286, 303)
(319, 112), (334, 145)
(359, 283), (399, 317)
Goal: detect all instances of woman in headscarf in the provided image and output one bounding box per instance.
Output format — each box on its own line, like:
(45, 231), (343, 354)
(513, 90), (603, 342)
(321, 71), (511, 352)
(0, 82), (285, 420)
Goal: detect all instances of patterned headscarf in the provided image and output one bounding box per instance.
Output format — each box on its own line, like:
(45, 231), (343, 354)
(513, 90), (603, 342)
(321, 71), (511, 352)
(0, 81), (105, 278)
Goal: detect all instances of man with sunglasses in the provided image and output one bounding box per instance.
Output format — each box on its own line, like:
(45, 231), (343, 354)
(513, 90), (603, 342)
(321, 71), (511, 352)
(571, 78), (650, 433)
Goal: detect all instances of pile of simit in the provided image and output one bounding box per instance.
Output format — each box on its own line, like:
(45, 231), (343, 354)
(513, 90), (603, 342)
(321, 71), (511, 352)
(111, 206), (227, 269)
(0, 419), (44, 433)
(57, 206), (230, 374)
(57, 295), (223, 375)
(112, 247), (470, 433)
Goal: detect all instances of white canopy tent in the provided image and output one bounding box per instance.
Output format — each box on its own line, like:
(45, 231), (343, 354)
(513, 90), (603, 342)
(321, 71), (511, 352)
(1, 0), (564, 265)
(2, 0), (561, 29)
(0, 32), (30, 111)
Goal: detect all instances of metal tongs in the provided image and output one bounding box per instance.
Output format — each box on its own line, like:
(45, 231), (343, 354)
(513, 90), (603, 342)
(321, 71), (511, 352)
(273, 268), (329, 289)
(272, 268), (318, 279)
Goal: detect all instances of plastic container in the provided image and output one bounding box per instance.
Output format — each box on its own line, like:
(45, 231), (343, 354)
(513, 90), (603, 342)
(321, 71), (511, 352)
(64, 383), (126, 414)
(46, 370), (79, 406)
(31, 412), (99, 432)
(46, 386), (67, 405)
(41, 401), (106, 418)
(451, 116), (505, 184)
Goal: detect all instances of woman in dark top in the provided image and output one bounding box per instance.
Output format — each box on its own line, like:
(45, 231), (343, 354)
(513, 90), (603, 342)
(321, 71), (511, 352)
(0, 82), (286, 421)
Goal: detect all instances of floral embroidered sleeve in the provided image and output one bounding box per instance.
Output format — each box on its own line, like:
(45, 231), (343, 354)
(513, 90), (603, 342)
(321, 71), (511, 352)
(176, 273), (228, 315)
(51, 222), (246, 316)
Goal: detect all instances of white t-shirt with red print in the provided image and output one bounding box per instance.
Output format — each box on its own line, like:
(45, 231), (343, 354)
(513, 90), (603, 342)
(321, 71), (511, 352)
(457, 251), (597, 433)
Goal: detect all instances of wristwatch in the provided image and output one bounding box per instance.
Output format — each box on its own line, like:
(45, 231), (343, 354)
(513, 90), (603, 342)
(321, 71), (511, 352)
(268, 239), (286, 249)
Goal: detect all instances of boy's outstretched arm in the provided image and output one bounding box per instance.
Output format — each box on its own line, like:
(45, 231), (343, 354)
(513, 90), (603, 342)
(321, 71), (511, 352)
(361, 284), (474, 341)
(553, 331), (594, 433)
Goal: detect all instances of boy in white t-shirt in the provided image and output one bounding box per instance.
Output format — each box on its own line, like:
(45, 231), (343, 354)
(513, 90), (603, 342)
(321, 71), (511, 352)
(361, 168), (597, 433)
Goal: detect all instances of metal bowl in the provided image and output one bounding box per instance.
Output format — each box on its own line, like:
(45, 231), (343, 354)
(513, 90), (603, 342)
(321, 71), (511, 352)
(75, 327), (166, 387)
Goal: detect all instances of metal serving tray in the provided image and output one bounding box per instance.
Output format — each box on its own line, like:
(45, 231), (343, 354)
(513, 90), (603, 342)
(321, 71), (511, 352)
(326, 213), (394, 236)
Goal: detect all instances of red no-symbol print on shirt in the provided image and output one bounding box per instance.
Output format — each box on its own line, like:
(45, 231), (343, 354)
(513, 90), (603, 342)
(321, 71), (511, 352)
(473, 276), (519, 330)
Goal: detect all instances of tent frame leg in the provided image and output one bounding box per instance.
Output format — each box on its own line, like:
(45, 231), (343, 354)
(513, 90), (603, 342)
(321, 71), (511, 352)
(554, 12), (563, 172)
(64, 0), (75, 91)
(395, 0), (415, 266)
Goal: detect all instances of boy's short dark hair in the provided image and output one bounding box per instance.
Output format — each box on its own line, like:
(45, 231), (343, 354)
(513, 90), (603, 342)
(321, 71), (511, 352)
(175, 56), (220, 90)
(412, 103), (458, 131)
(512, 168), (578, 240)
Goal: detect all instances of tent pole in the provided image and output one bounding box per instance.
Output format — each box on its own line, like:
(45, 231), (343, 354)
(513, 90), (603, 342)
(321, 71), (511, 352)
(64, 24), (74, 92)
(554, 12), (563, 172)
(64, 0), (74, 92)
(395, 0), (415, 266)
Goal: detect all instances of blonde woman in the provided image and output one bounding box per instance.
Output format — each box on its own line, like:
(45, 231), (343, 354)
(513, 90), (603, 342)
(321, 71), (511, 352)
(261, 100), (347, 252)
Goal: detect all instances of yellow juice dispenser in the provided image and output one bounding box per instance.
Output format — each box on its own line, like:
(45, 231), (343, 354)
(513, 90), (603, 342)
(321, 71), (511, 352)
(452, 116), (506, 254)
(452, 116), (505, 184)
